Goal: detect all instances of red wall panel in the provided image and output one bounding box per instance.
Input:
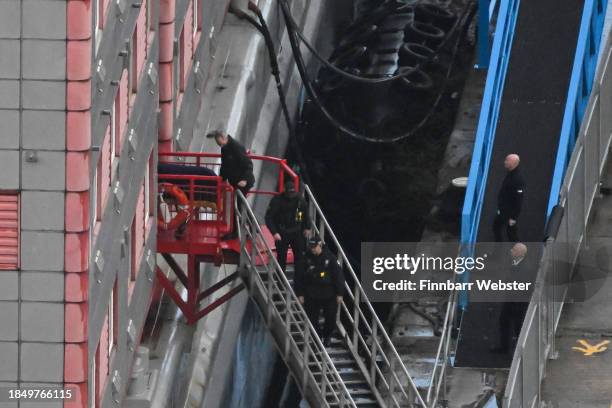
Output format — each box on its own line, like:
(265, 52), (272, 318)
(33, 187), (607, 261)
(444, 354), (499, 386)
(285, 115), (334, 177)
(0, 194), (19, 270)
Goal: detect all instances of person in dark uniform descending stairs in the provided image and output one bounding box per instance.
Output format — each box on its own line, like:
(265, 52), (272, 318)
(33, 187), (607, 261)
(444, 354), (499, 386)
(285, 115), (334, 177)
(296, 239), (345, 347)
(265, 180), (312, 276)
(494, 154), (525, 242)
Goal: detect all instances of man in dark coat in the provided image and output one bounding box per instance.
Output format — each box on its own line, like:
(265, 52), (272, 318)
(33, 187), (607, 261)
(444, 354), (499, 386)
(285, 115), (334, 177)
(208, 130), (255, 197)
(207, 130), (255, 239)
(493, 153), (525, 242)
(492, 243), (529, 353)
(265, 181), (311, 275)
(296, 239), (345, 346)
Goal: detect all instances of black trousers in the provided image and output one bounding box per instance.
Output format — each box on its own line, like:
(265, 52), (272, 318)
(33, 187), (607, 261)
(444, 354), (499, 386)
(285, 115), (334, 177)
(304, 296), (337, 339)
(498, 302), (528, 350)
(275, 231), (305, 274)
(493, 213), (519, 242)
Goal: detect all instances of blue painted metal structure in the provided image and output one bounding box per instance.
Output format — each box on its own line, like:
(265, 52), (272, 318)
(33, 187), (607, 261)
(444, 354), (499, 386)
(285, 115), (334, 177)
(460, 0), (607, 310)
(460, 0), (520, 308)
(476, 0), (502, 68)
(547, 0), (608, 215)
(461, 0), (521, 246)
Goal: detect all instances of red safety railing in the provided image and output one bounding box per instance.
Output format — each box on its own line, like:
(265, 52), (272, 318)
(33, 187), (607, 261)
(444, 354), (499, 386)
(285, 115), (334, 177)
(159, 151), (300, 195)
(157, 173), (233, 238)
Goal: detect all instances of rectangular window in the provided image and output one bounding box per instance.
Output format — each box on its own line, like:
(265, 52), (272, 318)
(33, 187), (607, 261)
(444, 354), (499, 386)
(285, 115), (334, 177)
(0, 193), (19, 270)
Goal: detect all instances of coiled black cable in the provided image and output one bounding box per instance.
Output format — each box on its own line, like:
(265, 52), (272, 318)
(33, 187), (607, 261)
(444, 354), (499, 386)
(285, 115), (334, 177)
(280, 0), (472, 84)
(280, 0), (477, 143)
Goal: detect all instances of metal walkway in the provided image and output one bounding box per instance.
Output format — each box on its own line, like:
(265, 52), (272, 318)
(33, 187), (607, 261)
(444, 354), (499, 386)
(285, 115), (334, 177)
(455, 0), (586, 368)
(236, 185), (426, 407)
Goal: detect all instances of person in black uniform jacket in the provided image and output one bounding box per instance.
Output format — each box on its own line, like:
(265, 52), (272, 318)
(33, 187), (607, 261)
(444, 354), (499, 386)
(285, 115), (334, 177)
(207, 130), (255, 197)
(296, 239), (345, 346)
(208, 130), (255, 239)
(492, 243), (529, 352)
(265, 181), (312, 275)
(494, 154), (525, 242)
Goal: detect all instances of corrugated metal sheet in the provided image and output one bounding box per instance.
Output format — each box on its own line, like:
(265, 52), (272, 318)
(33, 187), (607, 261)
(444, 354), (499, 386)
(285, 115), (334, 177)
(0, 194), (19, 270)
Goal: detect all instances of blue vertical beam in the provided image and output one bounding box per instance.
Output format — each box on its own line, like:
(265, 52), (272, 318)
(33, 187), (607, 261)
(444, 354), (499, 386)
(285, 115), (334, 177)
(477, 0), (491, 68)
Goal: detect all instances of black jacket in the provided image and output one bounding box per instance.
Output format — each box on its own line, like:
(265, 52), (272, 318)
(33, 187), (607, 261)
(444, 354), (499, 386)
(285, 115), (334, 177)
(265, 193), (311, 235)
(220, 136), (255, 187)
(296, 247), (345, 299)
(497, 168), (525, 219)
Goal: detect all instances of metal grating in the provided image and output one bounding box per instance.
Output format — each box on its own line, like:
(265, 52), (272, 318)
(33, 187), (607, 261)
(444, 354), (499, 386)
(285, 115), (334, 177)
(0, 194), (19, 270)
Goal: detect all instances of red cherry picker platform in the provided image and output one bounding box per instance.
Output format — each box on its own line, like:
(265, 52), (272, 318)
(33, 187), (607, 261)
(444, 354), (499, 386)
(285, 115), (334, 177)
(155, 152), (298, 324)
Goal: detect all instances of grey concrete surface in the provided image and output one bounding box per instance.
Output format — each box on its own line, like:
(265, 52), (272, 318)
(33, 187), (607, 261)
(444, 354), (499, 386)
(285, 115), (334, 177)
(21, 80), (66, 110)
(21, 151), (66, 191)
(22, 0), (66, 40)
(22, 40), (66, 80)
(22, 110), (66, 150)
(20, 302), (64, 342)
(0, 302), (18, 342)
(541, 158), (612, 408)
(0, 110), (19, 149)
(0, 343), (19, 381)
(20, 231), (64, 271)
(0, 0), (20, 39)
(20, 342), (63, 382)
(0, 272), (18, 301)
(21, 191), (65, 231)
(0, 80), (20, 109)
(21, 271), (65, 302)
(0, 150), (19, 190)
(0, 39), (20, 79)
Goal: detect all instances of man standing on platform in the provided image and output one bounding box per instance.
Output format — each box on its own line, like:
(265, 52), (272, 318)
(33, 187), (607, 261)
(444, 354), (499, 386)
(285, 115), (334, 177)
(207, 130), (255, 239)
(494, 153), (525, 242)
(492, 242), (529, 353)
(208, 130), (255, 197)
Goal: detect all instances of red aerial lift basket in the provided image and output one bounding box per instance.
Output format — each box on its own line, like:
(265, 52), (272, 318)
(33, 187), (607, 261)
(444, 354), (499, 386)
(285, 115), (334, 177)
(155, 152), (300, 324)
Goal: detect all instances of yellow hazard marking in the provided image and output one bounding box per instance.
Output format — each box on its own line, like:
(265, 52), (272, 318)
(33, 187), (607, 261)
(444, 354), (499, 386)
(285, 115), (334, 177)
(572, 339), (610, 356)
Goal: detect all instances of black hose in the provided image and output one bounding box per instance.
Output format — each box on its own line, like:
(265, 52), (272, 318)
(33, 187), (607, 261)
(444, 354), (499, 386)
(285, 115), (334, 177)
(280, 0), (477, 143)
(279, 0), (471, 83)
(229, 4), (312, 185)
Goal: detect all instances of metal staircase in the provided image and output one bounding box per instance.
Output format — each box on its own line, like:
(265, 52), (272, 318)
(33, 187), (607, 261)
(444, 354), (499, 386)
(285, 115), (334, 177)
(235, 186), (427, 407)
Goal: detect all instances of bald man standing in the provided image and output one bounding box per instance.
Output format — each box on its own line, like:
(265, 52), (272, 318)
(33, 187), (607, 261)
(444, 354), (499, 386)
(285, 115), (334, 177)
(493, 154), (525, 242)
(492, 243), (529, 353)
